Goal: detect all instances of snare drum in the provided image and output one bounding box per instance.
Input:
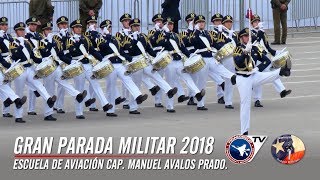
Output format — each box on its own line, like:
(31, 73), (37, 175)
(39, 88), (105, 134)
(4, 64), (25, 81)
(152, 51), (172, 70)
(214, 42), (235, 61)
(184, 55), (206, 74)
(92, 60), (114, 79)
(62, 62), (84, 79)
(35, 59), (57, 78)
(126, 55), (148, 73)
(272, 51), (292, 69)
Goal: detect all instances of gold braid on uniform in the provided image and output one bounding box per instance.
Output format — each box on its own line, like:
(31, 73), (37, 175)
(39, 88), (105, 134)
(115, 32), (124, 47)
(156, 32), (165, 44)
(217, 33), (226, 43)
(53, 35), (63, 51)
(122, 36), (132, 47)
(95, 37), (105, 51)
(141, 33), (153, 47)
(148, 30), (155, 39)
(233, 47), (253, 71)
(66, 39), (74, 49)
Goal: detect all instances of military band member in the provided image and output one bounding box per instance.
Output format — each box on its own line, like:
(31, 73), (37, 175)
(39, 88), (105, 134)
(122, 18), (177, 114)
(25, 17), (43, 115)
(209, 13), (226, 105)
(0, 16), (15, 117)
(10, 22), (57, 123)
(97, 19), (149, 116)
(38, 22), (88, 120)
(233, 28), (291, 135)
(65, 20), (113, 119)
(156, 17), (205, 112)
(250, 14), (291, 107)
(190, 15), (236, 110)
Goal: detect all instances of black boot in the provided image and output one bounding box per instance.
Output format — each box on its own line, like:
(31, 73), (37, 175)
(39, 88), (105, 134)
(129, 110), (141, 114)
(136, 94), (148, 104)
(195, 89), (206, 101)
(254, 100), (263, 107)
(14, 96), (27, 109)
(3, 98), (13, 107)
(15, 118), (26, 123)
(115, 97), (126, 105)
(103, 104), (113, 112)
(85, 98), (96, 107)
(217, 97), (225, 104)
(76, 115), (85, 119)
(187, 97), (197, 106)
(242, 131), (249, 135)
(279, 61), (292, 77)
(178, 95), (189, 103)
(3, 113), (13, 118)
(166, 109), (176, 113)
(150, 86), (160, 96)
(280, 89), (292, 98)
(123, 104), (130, 109)
(225, 105), (234, 109)
(167, 87), (178, 98)
(197, 106), (208, 111)
(47, 95), (57, 108)
(107, 113), (118, 117)
(155, 103), (164, 108)
(76, 90), (87, 103)
(219, 82), (225, 91)
(44, 115), (57, 121)
(34, 91), (41, 97)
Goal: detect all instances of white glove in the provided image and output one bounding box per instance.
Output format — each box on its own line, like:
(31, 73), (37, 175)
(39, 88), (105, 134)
(228, 30), (234, 38)
(194, 24), (200, 30)
(123, 28), (131, 36)
(258, 22), (264, 30)
(103, 27), (110, 35)
(89, 24), (96, 31)
(60, 28), (68, 37)
(73, 34), (80, 41)
(47, 33), (54, 43)
(218, 25), (223, 32)
(188, 21), (194, 31)
(155, 23), (161, 31)
(25, 27), (31, 34)
(17, 37), (25, 46)
(132, 31), (138, 40)
(163, 24), (170, 32)
(245, 42), (252, 52)
(0, 30), (4, 38)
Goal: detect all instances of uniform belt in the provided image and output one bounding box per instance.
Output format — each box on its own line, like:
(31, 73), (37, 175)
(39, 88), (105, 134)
(196, 48), (217, 53)
(186, 46), (195, 51)
(72, 55), (84, 60)
(153, 46), (163, 51)
(1, 53), (9, 57)
(20, 59), (33, 65)
(104, 54), (116, 60)
(236, 71), (251, 75)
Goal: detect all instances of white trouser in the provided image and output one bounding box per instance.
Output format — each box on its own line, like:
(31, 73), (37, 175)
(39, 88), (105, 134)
(43, 67), (80, 116)
(122, 82), (130, 105)
(175, 77), (186, 97)
(253, 64), (286, 101)
(208, 71), (225, 99)
(0, 73), (19, 102)
(2, 81), (12, 114)
(73, 64), (109, 116)
(55, 83), (65, 109)
(190, 58), (210, 107)
(106, 64), (142, 113)
(154, 69), (164, 104)
(143, 65), (172, 94)
(236, 69), (281, 134)
(14, 67), (51, 118)
(188, 71), (198, 98)
(142, 76), (155, 89)
(88, 83), (97, 108)
(221, 56), (236, 106)
(129, 70), (143, 111)
(164, 60), (200, 110)
(28, 66), (37, 112)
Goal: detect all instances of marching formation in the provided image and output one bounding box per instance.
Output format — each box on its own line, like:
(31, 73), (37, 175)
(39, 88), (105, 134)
(0, 12), (292, 135)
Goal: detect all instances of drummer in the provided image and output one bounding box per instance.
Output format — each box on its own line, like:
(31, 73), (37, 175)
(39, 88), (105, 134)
(97, 19), (149, 116)
(37, 22), (88, 121)
(0, 16), (16, 117)
(179, 13), (198, 106)
(189, 15), (236, 110)
(155, 17), (206, 112)
(0, 54), (28, 121)
(121, 18), (177, 114)
(233, 28), (291, 135)
(250, 14), (292, 107)
(25, 17), (43, 116)
(209, 13), (226, 105)
(10, 22), (57, 123)
(65, 19), (113, 119)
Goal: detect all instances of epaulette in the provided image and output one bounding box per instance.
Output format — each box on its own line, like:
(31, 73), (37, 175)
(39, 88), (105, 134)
(53, 35), (62, 42)
(38, 40), (46, 50)
(179, 31), (187, 39)
(233, 46), (243, 56)
(115, 32), (123, 41)
(84, 32), (90, 37)
(66, 39), (74, 49)
(83, 35), (92, 47)
(96, 37), (105, 48)
(148, 30), (155, 38)
(122, 36), (132, 47)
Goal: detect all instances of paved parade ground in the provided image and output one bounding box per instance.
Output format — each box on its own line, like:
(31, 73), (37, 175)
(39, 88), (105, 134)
(0, 34), (319, 179)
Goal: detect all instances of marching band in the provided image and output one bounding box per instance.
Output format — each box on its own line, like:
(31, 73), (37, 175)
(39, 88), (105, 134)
(0, 13), (292, 135)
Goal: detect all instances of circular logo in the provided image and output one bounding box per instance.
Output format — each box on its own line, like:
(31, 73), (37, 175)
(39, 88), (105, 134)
(225, 135), (255, 164)
(271, 134), (305, 165)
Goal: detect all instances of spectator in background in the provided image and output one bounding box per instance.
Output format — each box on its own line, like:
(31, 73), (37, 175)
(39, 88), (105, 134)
(79, 0), (102, 32)
(161, 0), (181, 33)
(271, 0), (291, 45)
(29, 0), (54, 32)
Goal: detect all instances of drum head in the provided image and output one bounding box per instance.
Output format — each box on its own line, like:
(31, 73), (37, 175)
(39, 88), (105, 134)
(132, 55), (144, 63)
(185, 55), (201, 66)
(36, 60), (51, 70)
(93, 61), (110, 71)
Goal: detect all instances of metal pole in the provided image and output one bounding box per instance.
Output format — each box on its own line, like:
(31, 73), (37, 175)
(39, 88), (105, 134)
(239, 0), (245, 30)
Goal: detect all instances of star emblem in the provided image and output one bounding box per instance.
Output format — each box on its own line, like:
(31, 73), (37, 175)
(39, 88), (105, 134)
(272, 138), (285, 154)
